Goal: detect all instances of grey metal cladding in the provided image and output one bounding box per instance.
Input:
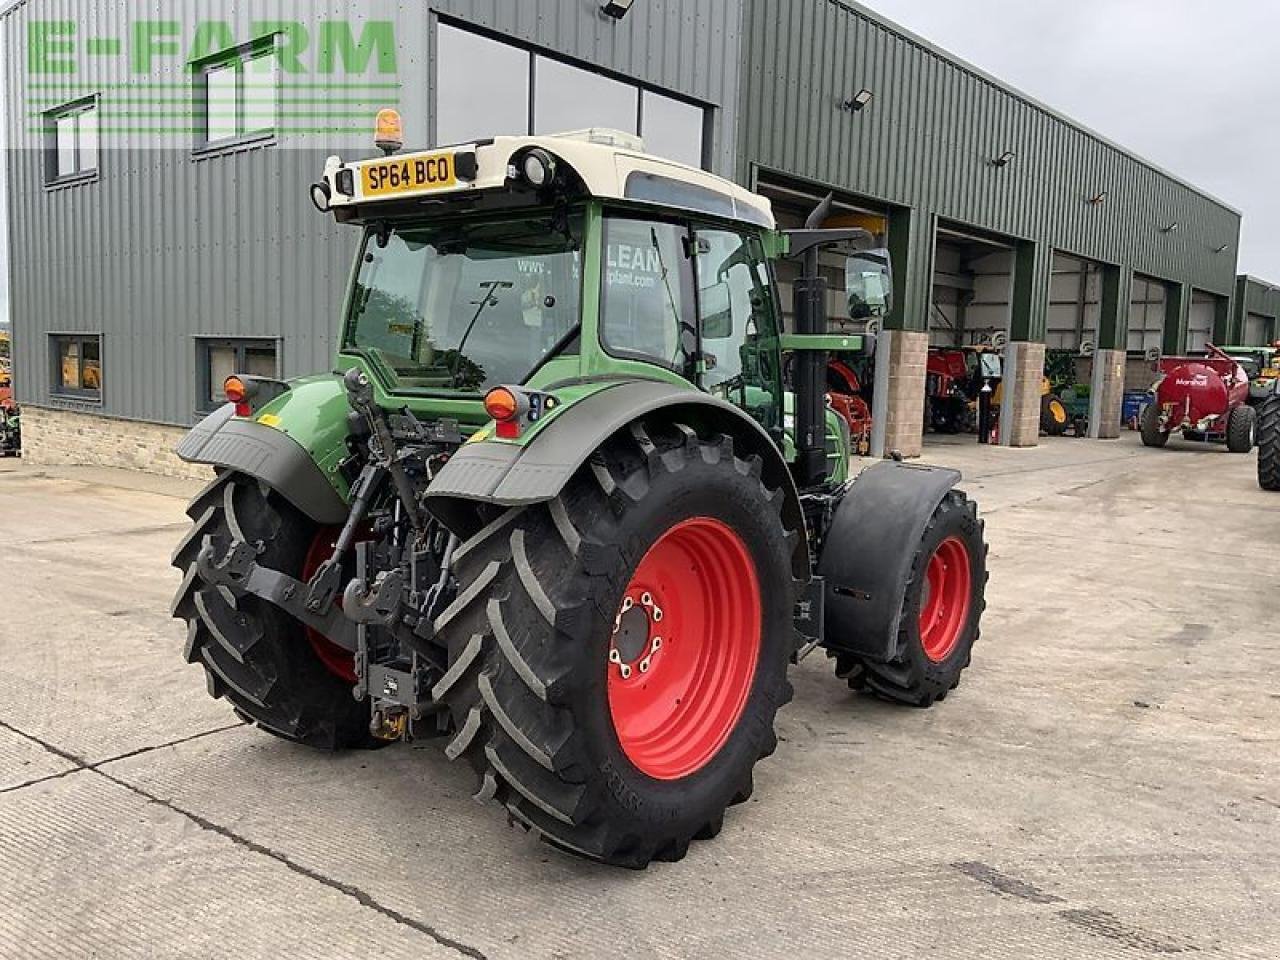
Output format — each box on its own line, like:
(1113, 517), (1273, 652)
(737, 0), (1241, 295)
(3, 0), (746, 424)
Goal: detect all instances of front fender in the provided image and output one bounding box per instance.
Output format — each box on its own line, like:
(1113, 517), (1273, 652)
(425, 379), (810, 577)
(175, 374), (352, 525)
(817, 461), (962, 661)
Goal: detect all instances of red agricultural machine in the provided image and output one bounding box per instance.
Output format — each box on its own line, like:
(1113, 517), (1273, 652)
(1140, 344), (1256, 453)
(826, 358), (872, 455)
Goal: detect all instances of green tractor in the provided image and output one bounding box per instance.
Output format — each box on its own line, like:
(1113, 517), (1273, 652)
(171, 121), (988, 867)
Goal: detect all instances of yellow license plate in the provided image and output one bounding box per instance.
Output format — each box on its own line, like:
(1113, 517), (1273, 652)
(361, 153), (457, 198)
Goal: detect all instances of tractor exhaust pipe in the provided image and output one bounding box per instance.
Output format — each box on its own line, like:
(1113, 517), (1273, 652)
(793, 194), (834, 487)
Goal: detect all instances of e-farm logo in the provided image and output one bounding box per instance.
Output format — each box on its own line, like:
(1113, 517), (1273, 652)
(26, 18), (401, 139)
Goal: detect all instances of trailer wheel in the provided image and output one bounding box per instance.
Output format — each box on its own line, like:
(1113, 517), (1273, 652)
(835, 491), (986, 707)
(1259, 395), (1280, 491)
(1140, 402), (1168, 448)
(431, 421), (795, 867)
(1226, 404), (1256, 454)
(170, 471), (377, 750)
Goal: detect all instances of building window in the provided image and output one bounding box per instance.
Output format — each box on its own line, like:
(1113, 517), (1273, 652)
(196, 39), (278, 150)
(434, 22), (706, 168)
(533, 56), (638, 136)
(435, 24), (530, 145)
(198, 338), (279, 411)
(51, 334), (103, 400)
(46, 97), (98, 184)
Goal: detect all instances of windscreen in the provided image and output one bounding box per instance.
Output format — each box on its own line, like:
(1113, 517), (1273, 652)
(343, 213), (583, 392)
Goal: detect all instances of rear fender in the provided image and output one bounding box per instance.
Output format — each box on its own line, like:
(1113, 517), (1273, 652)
(175, 375), (353, 525)
(817, 461), (962, 661)
(425, 379), (810, 578)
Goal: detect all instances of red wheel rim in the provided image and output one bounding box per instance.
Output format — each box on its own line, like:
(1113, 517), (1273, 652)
(918, 536), (973, 663)
(606, 518), (761, 781)
(302, 529), (358, 685)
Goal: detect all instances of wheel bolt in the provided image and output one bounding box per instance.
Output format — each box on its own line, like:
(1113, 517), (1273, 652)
(641, 592), (653, 607)
(620, 664), (632, 679)
(639, 658), (650, 673)
(609, 649), (621, 664)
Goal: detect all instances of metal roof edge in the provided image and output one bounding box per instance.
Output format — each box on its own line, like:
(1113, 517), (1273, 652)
(832, 0), (1243, 218)
(1240, 275), (1280, 291)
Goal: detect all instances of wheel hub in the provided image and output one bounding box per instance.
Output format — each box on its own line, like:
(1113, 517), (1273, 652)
(611, 595), (662, 677)
(606, 517), (762, 781)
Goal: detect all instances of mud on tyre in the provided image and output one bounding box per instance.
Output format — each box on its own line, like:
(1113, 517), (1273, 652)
(428, 420), (796, 868)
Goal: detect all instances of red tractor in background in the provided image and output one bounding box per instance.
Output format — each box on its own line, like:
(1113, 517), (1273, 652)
(826, 358), (873, 455)
(1141, 344), (1256, 453)
(926, 348), (974, 434)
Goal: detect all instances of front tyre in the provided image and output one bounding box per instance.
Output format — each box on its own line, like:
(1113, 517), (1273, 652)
(431, 422), (796, 868)
(170, 472), (376, 749)
(835, 491), (987, 707)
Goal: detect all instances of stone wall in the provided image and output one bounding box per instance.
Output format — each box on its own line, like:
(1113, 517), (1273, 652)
(877, 330), (929, 459)
(1001, 341), (1046, 448)
(1088, 348), (1126, 440)
(19, 405), (212, 481)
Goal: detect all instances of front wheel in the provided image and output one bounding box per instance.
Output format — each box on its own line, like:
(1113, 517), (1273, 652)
(431, 421), (796, 867)
(835, 491), (987, 707)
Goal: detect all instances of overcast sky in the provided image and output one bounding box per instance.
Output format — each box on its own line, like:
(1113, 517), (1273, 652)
(861, 0), (1280, 279)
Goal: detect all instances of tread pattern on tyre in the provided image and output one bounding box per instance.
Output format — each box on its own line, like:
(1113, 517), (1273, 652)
(1259, 395), (1280, 491)
(832, 491), (988, 708)
(1226, 404), (1256, 454)
(1140, 402), (1168, 448)
(431, 421), (795, 868)
(171, 471), (374, 750)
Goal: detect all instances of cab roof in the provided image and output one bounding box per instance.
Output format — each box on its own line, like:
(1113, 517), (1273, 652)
(319, 129), (776, 230)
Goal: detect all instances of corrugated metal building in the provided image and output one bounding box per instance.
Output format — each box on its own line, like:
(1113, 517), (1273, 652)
(0, 0), (1257, 469)
(1233, 276), (1280, 346)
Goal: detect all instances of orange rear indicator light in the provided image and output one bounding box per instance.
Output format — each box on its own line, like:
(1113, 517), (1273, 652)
(484, 387), (520, 422)
(224, 376), (252, 417)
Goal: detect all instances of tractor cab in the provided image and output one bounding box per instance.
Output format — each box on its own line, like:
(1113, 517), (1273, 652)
(310, 116), (886, 489)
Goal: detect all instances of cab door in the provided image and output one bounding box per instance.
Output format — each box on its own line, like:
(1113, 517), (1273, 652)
(692, 228), (784, 439)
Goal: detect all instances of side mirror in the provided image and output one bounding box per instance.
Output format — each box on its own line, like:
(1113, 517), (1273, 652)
(700, 281), (734, 339)
(845, 248), (893, 321)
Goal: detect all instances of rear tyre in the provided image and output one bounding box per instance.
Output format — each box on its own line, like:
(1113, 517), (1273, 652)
(170, 471), (377, 750)
(1140, 402), (1168, 448)
(1258, 395), (1280, 491)
(835, 491), (987, 707)
(431, 421), (796, 867)
(1040, 394), (1069, 436)
(1226, 404), (1256, 454)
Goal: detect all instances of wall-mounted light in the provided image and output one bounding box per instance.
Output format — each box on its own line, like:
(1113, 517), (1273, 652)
(600, 0), (635, 19)
(992, 151), (1016, 168)
(1161, 222), (1180, 233)
(1214, 243), (1230, 254)
(1089, 191), (1108, 205)
(842, 89), (874, 112)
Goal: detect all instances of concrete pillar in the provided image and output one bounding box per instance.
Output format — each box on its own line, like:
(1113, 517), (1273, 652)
(998, 340), (1045, 447)
(870, 329), (929, 459)
(1087, 348), (1126, 439)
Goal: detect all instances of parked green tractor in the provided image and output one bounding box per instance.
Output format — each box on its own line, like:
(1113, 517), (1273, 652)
(171, 120), (988, 867)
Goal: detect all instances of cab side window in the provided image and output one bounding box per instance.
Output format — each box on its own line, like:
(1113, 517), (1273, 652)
(600, 217), (695, 371)
(694, 228), (781, 432)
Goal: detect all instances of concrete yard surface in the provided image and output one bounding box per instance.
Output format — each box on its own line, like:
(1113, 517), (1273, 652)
(0, 436), (1277, 959)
